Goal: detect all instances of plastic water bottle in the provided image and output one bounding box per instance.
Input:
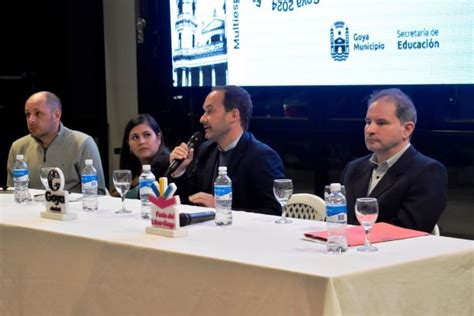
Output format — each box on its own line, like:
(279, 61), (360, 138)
(13, 154), (31, 204)
(214, 166), (232, 226)
(81, 159), (98, 212)
(139, 164), (155, 219)
(326, 183), (348, 253)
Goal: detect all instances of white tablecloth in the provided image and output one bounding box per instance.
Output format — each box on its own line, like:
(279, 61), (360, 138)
(1, 190), (473, 315)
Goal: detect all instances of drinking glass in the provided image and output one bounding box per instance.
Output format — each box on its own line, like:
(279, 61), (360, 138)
(113, 169), (132, 214)
(274, 179), (293, 224)
(33, 167), (54, 202)
(40, 167), (53, 190)
(355, 197), (379, 252)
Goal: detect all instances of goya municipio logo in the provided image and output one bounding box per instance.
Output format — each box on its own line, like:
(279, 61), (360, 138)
(330, 21), (350, 61)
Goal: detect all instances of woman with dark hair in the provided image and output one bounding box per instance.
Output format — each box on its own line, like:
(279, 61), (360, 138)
(111, 114), (170, 198)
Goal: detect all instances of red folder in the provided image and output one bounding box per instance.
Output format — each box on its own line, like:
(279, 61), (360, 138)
(304, 222), (429, 246)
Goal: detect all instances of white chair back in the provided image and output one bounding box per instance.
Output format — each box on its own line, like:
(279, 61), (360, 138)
(284, 193), (326, 221)
(431, 224), (440, 236)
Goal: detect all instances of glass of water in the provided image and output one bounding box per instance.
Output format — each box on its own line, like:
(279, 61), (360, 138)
(355, 197), (379, 252)
(40, 167), (53, 190)
(113, 169), (132, 214)
(34, 167), (53, 202)
(274, 179), (293, 224)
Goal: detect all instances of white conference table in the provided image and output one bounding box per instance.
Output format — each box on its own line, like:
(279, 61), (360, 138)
(1, 189), (473, 315)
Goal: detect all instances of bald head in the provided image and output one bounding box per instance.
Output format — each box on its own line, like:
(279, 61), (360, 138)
(27, 91), (62, 112)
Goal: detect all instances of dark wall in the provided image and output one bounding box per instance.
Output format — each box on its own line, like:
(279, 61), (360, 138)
(139, 84), (474, 194)
(0, 0), (108, 186)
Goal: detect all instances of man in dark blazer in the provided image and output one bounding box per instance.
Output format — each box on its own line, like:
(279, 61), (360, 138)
(341, 88), (447, 233)
(170, 85), (285, 215)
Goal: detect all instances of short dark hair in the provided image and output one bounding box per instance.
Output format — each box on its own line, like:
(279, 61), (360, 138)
(119, 113), (165, 177)
(368, 88), (417, 124)
(212, 85), (253, 130)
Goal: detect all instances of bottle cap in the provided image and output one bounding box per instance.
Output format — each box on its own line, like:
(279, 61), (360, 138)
(143, 164), (151, 171)
(85, 159), (93, 165)
(218, 166), (227, 172)
(16, 154), (24, 160)
(330, 183), (341, 193)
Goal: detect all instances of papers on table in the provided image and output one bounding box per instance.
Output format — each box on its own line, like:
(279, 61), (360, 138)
(305, 222), (429, 246)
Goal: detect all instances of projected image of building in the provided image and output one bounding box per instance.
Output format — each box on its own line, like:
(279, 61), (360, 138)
(171, 0), (228, 87)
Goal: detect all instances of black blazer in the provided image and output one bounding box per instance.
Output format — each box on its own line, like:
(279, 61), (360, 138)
(341, 146), (447, 233)
(174, 132), (285, 215)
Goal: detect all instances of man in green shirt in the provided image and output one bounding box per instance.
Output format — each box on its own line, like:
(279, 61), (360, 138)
(7, 91), (106, 194)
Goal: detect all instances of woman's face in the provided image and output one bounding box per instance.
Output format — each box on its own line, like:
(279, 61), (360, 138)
(128, 123), (161, 164)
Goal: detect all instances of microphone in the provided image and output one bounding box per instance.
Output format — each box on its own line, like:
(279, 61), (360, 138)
(179, 211), (215, 227)
(164, 132), (203, 177)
